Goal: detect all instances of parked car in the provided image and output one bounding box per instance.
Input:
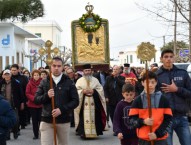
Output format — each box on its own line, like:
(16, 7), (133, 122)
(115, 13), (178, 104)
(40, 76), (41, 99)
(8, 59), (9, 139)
(174, 63), (191, 123)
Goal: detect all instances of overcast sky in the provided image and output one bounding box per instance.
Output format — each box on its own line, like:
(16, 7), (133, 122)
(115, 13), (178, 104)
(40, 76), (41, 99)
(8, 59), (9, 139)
(39, 0), (173, 58)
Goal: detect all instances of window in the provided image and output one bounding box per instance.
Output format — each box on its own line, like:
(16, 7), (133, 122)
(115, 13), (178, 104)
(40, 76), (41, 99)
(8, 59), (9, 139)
(0, 56), (2, 72)
(12, 56), (14, 64)
(17, 52), (19, 64)
(22, 53), (24, 64)
(35, 33), (41, 37)
(127, 55), (129, 63)
(6, 56), (9, 66)
(130, 55), (133, 63)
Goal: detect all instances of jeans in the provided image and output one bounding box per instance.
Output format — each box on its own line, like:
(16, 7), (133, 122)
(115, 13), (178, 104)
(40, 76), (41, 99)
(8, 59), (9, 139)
(167, 116), (191, 145)
(138, 139), (167, 145)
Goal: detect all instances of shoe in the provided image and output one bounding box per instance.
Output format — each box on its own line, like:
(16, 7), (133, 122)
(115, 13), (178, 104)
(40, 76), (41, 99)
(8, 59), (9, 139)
(70, 124), (75, 127)
(17, 131), (20, 136)
(21, 126), (25, 129)
(113, 132), (117, 136)
(33, 136), (38, 140)
(13, 132), (18, 139)
(6, 136), (10, 140)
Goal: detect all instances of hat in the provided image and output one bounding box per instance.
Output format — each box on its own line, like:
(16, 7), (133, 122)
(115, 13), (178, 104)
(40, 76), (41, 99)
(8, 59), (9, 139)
(3, 69), (11, 75)
(151, 63), (158, 67)
(124, 63), (130, 67)
(83, 64), (92, 69)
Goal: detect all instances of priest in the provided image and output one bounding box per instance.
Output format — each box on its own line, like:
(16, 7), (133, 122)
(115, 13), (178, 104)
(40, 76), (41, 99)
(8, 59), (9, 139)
(74, 64), (107, 139)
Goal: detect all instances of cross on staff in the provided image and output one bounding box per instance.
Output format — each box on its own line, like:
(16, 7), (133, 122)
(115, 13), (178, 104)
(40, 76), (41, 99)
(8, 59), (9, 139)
(137, 42), (156, 145)
(38, 40), (60, 145)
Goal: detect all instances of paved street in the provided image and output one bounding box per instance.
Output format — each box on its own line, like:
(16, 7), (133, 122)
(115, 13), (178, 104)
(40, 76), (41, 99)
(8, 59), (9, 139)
(7, 123), (191, 145)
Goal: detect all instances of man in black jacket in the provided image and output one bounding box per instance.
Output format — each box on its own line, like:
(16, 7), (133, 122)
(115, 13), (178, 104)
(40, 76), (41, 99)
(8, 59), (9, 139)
(104, 65), (125, 123)
(11, 64), (28, 129)
(34, 57), (79, 145)
(0, 95), (17, 145)
(156, 49), (191, 145)
(0, 69), (23, 140)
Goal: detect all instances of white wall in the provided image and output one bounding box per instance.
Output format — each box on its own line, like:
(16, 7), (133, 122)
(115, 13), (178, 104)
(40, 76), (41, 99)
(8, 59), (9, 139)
(118, 48), (161, 67)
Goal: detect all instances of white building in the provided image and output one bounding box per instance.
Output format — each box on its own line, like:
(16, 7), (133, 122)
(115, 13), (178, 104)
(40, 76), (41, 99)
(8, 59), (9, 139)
(118, 47), (161, 67)
(16, 20), (63, 48)
(0, 22), (45, 72)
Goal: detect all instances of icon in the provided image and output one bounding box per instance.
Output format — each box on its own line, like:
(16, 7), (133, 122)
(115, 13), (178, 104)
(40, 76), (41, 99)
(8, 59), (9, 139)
(2, 35), (10, 45)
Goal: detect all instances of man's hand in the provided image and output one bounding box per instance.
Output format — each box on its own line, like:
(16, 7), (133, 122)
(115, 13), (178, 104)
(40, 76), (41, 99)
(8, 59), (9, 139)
(148, 132), (157, 140)
(161, 80), (178, 93)
(52, 108), (61, 118)
(117, 133), (123, 140)
(82, 89), (94, 95)
(48, 89), (54, 98)
(144, 118), (153, 126)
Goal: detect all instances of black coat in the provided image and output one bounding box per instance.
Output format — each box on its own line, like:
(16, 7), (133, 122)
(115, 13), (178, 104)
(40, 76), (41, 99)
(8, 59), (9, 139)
(0, 78), (23, 109)
(104, 75), (125, 106)
(34, 74), (79, 123)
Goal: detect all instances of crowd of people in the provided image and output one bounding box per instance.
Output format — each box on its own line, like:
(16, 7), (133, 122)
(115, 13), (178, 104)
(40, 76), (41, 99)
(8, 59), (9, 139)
(0, 49), (191, 145)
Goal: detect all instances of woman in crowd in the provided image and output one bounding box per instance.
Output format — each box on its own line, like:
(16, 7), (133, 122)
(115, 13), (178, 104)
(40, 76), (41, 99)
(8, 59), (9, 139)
(26, 70), (42, 139)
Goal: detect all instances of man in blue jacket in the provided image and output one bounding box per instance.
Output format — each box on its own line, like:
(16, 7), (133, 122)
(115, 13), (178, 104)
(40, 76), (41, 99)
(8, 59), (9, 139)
(156, 49), (191, 145)
(0, 95), (16, 145)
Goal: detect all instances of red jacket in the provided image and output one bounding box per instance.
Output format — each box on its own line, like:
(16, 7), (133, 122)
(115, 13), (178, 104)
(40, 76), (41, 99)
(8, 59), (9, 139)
(26, 78), (42, 108)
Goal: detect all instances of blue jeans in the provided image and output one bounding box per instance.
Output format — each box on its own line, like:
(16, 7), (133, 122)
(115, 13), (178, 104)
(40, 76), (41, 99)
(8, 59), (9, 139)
(167, 116), (191, 145)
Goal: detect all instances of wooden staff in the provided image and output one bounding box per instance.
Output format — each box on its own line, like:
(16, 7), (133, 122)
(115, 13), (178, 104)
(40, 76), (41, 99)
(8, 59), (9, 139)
(49, 70), (57, 145)
(145, 61), (154, 145)
(39, 40), (60, 145)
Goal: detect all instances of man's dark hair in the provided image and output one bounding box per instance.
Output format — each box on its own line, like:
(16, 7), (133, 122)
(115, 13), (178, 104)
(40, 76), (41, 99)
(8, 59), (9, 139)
(11, 64), (19, 69)
(40, 70), (48, 75)
(44, 65), (49, 69)
(142, 71), (157, 82)
(161, 49), (174, 57)
(52, 57), (63, 65)
(122, 83), (135, 93)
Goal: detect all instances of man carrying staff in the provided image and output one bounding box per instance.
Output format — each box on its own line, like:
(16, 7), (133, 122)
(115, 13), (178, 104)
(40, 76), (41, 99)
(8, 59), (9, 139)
(34, 57), (79, 145)
(74, 64), (107, 139)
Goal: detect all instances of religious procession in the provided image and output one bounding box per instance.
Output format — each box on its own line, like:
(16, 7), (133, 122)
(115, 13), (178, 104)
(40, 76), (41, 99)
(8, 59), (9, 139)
(0, 1), (191, 145)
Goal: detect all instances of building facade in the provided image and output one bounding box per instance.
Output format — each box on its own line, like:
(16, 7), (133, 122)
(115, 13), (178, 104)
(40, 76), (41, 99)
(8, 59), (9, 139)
(118, 48), (161, 67)
(0, 23), (44, 72)
(17, 20), (63, 48)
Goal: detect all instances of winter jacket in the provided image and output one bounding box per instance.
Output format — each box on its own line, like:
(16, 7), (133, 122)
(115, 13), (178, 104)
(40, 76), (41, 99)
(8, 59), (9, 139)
(0, 78), (23, 109)
(34, 74), (79, 123)
(26, 78), (42, 108)
(0, 95), (16, 137)
(156, 65), (191, 116)
(104, 75), (125, 106)
(129, 91), (172, 141)
(12, 73), (28, 102)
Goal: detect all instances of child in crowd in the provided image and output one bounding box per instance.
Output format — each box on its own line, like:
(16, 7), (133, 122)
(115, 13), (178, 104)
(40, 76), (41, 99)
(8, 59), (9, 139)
(113, 83), (138, 145)
(129, 71), (172, 145)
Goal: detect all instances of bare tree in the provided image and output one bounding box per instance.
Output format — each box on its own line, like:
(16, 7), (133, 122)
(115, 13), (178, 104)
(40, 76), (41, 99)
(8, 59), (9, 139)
(135, 0), (191, 61)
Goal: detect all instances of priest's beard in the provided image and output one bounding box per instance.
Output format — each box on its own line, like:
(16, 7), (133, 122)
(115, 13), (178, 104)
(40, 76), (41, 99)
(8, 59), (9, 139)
(84, 74), (93, 81)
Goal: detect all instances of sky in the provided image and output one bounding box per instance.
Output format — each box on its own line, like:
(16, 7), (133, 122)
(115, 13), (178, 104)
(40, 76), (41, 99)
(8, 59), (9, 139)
(39, 0), (173, 58)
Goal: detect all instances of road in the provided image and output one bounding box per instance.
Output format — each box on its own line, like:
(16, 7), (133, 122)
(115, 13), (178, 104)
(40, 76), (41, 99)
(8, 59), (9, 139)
(7, 123), (190, 145)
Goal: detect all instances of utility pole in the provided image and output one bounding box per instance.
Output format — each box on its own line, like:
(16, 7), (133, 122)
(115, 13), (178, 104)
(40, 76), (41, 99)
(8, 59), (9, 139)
(163, 35), (166, 46)
(174, 0), (177, 61)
